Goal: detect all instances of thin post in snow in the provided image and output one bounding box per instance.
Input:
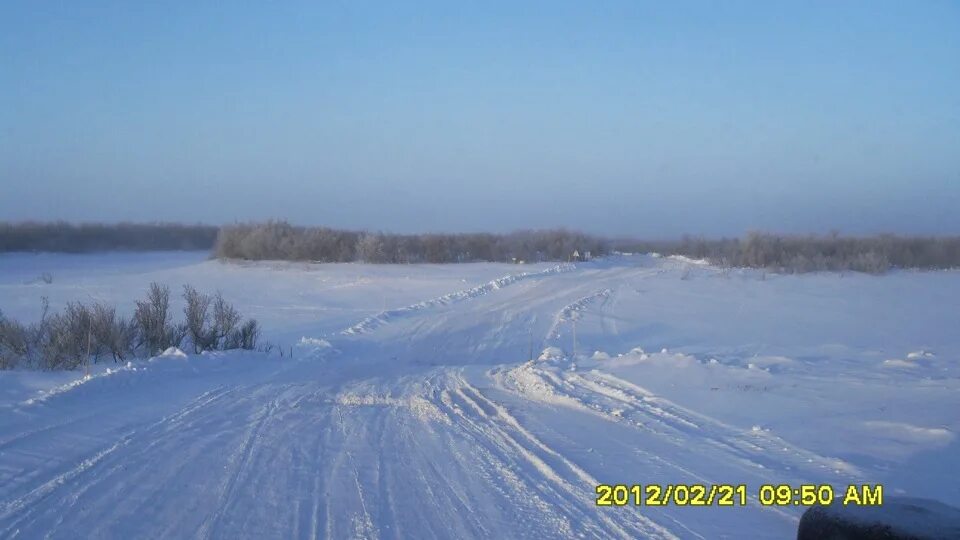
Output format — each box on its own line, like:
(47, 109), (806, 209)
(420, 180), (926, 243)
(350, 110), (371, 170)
(572, 318), (577, 360)
(84, 328), (92, 378)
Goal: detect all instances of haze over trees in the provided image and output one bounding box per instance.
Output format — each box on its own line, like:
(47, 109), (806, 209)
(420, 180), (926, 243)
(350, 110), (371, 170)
(616, 233), (960, 274)
(2, 221), (960, 273)
(214, 221), (608, 264)
(0, 222), (217, 253)
(216, 223), (960, 273)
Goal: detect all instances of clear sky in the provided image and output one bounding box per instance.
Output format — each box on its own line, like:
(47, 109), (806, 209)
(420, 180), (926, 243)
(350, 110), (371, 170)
(2, 1), (958, 237)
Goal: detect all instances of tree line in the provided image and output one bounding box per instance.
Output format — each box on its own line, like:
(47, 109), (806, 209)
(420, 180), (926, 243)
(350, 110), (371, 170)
(615, 233), (960, 274)
(214, 221), (609, 263)
(0, 221), (217, 252)
(2, 221), (959, 273)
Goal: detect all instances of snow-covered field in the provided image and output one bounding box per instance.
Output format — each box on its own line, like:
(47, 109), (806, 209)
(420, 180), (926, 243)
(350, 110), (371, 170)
(0, 252), (957, 539)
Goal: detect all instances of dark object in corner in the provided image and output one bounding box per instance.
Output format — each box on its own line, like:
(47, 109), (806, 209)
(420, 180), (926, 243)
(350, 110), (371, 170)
(798, 497), (960, 539)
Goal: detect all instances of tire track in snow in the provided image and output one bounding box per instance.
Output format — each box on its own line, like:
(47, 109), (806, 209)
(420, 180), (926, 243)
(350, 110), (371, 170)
(283, 393), (332, 540)
(598, 285), (619, 337)
(497, 361), (860, 483)
(198, 394), (281, 539)
(0, 385), (241, 537)
(333, 403), (378, 540)
(71, 384), (325, 539)
(436, 388), (585, 537)
(0, 411), (101, 454)
(545, 288), (612, 341)
(584, 371), (860, 477)
(432, 374), (678, 539)
(40, 386), (253, 538)
(341, 263), (574, 336)
(492, 364), (812, 528)
(1, 255), (882, 538)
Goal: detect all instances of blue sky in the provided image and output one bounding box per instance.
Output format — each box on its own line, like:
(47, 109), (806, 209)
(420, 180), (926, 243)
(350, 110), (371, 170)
(2, 1), (958, 236)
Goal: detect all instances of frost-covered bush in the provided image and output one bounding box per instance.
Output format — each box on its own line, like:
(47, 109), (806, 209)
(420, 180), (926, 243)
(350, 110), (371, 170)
(183, 285), (215, 353)
(134, 283), (183, 356)
(0, 310), (30, 370)
(355, 233), (386, 263)
(0, 284), (261, 370)
(91, 304), (136, 362)
(182, 286), (257, 353)
(41, 302), (94, 370)
(211, 292), (241, 348)
(224, 319), (260, 351)
(215, 222), (361, 262)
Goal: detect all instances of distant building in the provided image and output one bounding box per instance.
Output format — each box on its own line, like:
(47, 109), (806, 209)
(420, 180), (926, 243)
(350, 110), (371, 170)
(570, 250), (591, 262)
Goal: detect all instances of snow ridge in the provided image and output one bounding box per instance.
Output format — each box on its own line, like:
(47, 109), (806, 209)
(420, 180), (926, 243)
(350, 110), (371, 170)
(341, 263), (574, 336)
(546, 288), (612, 340)
(496, 357), (861, 482)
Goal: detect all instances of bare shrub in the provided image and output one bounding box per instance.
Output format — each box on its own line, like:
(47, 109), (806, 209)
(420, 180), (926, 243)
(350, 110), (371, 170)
(225, 319), (260, 350)
(183, 285), (215, 353)
(134, 283), (181, 355)
(0, 310), (30, 369)
(211, 292), (241, 349)
(41, 302), (93, 370)
(90, 303), (136, 362)
(238, 319), (260, 350)
(2, 286), (261, 371)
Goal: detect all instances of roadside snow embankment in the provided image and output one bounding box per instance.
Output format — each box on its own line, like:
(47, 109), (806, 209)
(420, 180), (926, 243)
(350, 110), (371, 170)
(341, 263), (574, 335)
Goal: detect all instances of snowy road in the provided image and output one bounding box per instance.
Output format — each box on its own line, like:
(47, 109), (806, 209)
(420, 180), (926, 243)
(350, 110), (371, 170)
(1, 254), (958, 538)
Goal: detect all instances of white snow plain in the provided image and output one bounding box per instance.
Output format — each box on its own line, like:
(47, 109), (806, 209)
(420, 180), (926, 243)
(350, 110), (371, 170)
(0, 252), (958, 539)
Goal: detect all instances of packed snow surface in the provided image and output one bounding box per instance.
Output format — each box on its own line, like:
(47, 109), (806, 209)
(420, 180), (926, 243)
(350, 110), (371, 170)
(1, 252), (958, 538)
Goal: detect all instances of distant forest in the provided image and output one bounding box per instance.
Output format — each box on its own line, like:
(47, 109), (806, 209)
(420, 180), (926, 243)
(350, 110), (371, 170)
(0, 222), (217, 253)
(617, 233), (960, 274)
(2, 221), (959, 273)
(214, 222), (608, 264)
